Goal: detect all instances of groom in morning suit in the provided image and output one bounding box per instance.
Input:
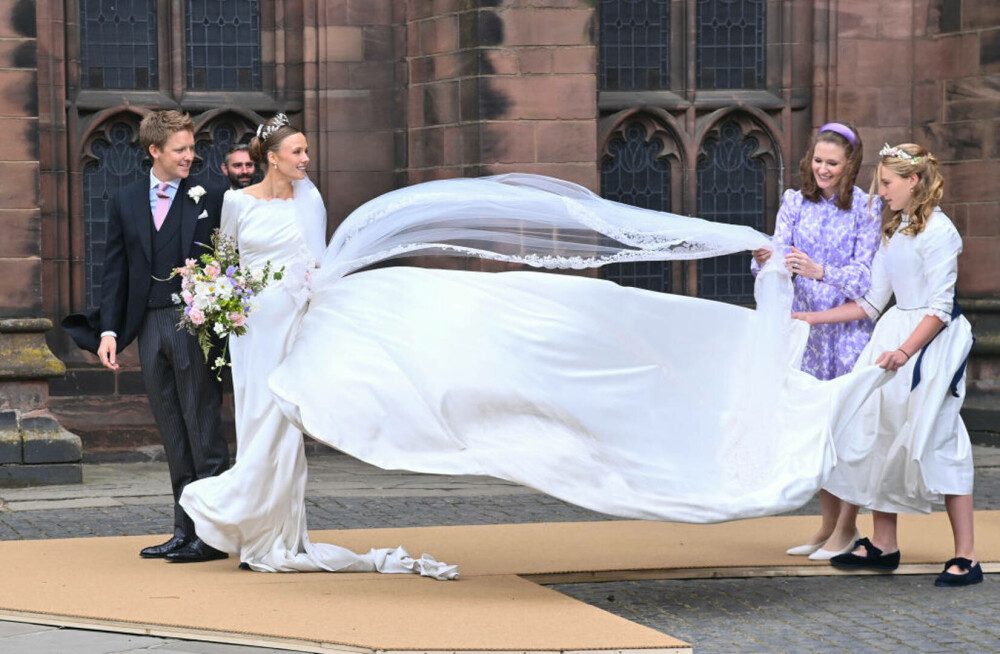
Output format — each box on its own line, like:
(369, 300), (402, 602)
(64, 111), (230, 562)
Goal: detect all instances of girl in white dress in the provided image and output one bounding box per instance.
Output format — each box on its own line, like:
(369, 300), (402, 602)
(792, 143), (980, 586)
(179, 115), (457, 578)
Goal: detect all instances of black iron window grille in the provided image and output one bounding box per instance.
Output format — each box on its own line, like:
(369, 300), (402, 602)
(601, 121), (673, 292)
(696, 0), (765, 89)
(696, 121), (764, 304)
(186, 0), (262, 90)
(79, 0), (158, 89)
(599, 0), (671, 91)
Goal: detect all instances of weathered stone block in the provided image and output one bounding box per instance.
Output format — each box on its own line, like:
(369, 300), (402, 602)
(0, 380), (48, 411)
(418, 15), (458, 56)
(502, 8), (594, 47)
(958, 238), (1000, 295)
(537, 120), (596, 163)
(0, 463), (82, 487)
(21, 415), (82, 464)
(0, 69), (37, 117)
(965, 0), (1000, 30)
(0, 410), (20, 463)
(982, 28), (1000, 73)
(915, 34), (980, 82)
(324, 26), (364, 62)
(0, 260), (42, 317)
(0, 319), (66, 378)
(0, 208), (40, 259)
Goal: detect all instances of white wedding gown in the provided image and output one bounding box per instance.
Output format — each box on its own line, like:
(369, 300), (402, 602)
(264, 174), (889, 525)
(183, 173), (892, 575)
(179, 181), (457, 577)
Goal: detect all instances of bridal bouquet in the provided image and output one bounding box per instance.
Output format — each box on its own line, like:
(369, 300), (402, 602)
(171, 230), (283, 373)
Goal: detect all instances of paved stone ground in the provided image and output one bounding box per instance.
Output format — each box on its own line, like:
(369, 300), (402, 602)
(1, 449), (998, 653)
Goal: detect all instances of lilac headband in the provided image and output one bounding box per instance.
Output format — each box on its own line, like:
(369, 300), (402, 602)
(819, 122), (857, 146)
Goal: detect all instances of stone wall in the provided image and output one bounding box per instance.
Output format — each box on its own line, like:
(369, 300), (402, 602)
(403, 1), (597, 189)
(827, 0), (1000, 298)
(0, 0), (40, 319)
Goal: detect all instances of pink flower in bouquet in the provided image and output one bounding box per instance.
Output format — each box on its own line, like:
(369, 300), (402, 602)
(181, 290), (194, 306)
(204, 263), (221, 278)
(228, 312), (246, 327)
(188, 307), (206, 325)
(185, 258), (197, 268)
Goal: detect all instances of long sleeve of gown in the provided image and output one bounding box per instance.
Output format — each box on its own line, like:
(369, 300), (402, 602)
(918, 212), (963, 325)
(820, 194), (881, 299)
(858, 245), (891, 320)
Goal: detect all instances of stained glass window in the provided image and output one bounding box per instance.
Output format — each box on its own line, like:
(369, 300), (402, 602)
(696, 0), (765, 89)
(186, 0), (261, 90)
(84, 123), (150, 306)
(599, 0), (671, 91)
(696, 121), (764, 304)
(79, 0), (158, 89)
(601, 121), (672, 292)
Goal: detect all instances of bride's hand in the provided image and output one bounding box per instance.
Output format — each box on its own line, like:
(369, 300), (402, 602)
(752, 248), (771, 266)
(785, 247), (824, 280)
(791, 311), (816, 326)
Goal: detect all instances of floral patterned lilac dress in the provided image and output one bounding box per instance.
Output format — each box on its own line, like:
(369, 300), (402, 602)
(752, 188), (881, 380)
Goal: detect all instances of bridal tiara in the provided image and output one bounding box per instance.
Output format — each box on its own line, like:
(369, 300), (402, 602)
(256, 113), (290, 143)
(879, 143), (921, 164)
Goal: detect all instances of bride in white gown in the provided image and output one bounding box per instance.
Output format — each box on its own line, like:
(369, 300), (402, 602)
(184, 114), (890, 574)
(179, 115), (456, 577)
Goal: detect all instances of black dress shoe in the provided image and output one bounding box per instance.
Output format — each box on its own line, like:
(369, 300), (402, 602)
(830, 537), (900, 571)
(165, 538), (229, 563)
(934, 557), (983, 587)
(140, 535), (189, 559)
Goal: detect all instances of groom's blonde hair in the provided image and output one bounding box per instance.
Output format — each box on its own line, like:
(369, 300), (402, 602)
(140, 110), (195, 153)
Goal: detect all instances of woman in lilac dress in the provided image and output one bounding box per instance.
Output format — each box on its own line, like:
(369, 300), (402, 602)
(751, 122), (881, 560)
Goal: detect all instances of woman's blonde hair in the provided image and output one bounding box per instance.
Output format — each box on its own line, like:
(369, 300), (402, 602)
(870, 142), (943, 241)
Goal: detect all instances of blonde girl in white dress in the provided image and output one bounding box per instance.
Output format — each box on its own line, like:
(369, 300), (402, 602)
(792, 143), (980, 587)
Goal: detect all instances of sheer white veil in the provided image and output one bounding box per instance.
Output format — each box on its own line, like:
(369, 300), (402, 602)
(321, 173), (774, 279)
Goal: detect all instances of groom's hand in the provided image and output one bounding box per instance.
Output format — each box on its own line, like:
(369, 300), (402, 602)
(98, 336), (119, 370)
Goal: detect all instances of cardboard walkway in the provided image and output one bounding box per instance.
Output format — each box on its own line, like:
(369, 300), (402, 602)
(1, 512), (997, 653)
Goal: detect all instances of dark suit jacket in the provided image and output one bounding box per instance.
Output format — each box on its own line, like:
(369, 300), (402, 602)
(63, 176), (223, 354)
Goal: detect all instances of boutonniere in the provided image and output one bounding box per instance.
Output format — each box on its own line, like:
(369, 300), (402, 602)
(187, 185), (207, 203)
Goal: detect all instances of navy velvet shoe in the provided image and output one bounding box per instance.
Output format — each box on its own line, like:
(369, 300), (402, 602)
(829, 537), (900, 571)
(934, 557), (983, 587)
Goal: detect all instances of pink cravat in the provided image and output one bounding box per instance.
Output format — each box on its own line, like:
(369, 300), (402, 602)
(153, 182), (171, 231)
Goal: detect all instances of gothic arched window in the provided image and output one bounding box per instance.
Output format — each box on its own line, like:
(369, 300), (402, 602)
(600, 118), (679, 292)
(696, 120), (766, 304)
(599, 0), (671, 91)
(82, 120), (149, 306)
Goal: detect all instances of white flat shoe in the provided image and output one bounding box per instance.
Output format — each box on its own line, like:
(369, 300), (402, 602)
(786, 542), (824, 556)
(808, 530), (861, 561)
